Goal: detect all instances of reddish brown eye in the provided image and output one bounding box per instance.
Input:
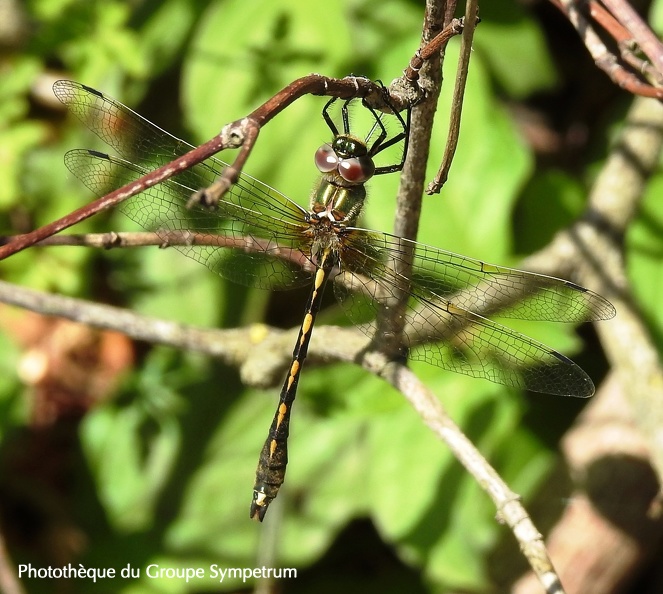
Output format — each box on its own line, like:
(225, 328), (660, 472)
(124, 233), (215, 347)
(314, 144), (338, 172)
(338, 156), (375, 183)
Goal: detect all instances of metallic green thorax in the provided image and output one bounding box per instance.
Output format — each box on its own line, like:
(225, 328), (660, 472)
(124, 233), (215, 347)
(310, 173), (367, 224)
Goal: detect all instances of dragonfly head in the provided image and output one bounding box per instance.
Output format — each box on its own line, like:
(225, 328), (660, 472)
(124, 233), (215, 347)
(314, 134), (376, 185)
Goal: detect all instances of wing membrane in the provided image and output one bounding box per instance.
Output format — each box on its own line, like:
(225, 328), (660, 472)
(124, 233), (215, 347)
(64, 149), (315, 289)
(333, 228), (613, 397)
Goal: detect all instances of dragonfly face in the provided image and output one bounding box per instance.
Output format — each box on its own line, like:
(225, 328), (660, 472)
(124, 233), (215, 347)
(314, 136), (376, 185)
(53, 80), (615, 523)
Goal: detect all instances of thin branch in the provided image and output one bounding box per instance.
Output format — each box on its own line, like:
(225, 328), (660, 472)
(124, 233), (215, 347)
(363, 353), (566, 594)
(427, 0), (480, 193)
(0, 527), (24, 594)
(3, 231), (315, 272)
(600, 0), (663, 77)
(0, 280), (246, 362)
(587, 0), (663, 83)
(553, 0), (663, 98)
(373, 0), (451, 361)
(402, 17), (465, 84)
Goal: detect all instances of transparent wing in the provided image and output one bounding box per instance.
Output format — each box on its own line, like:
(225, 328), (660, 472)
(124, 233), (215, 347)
(376, 232), (615, 322)
(55, 80), (317, 289)
(64, 149), (315, 289)
(333, 229), (615, 397)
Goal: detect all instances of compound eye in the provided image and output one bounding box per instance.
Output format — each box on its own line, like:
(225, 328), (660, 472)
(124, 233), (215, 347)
(338, 156), (375, 183)
(314, 144), (338, 172)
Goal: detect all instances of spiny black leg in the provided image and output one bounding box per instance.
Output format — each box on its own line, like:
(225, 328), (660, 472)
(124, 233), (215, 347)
(373, 103), (410, 175)
(322, 97), (340, 137)
(363, 102), (388, 156)
(340, 99), (352, 135)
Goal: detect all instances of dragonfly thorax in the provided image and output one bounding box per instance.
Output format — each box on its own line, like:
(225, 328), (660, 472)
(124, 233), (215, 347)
(309, 173), (367, 225)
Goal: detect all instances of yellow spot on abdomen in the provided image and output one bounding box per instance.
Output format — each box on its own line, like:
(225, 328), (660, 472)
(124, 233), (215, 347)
(314, 267), (326, 289)
(275, 402), (288, 430)
(301, 313), (313, 335)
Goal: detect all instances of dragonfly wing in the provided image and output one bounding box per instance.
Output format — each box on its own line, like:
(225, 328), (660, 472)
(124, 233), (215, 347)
(65, 149), (315, 289)
(355, 231), (615, 323)
(54, 80), (312, 227)
(55, 80), (199, 170)
(333, 228), (602, 397)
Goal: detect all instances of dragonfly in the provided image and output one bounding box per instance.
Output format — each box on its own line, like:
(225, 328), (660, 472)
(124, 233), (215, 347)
(53, 80), (615, 522)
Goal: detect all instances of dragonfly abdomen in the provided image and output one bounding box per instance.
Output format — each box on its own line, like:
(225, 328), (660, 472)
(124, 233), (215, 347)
(250, 249), (334, 521)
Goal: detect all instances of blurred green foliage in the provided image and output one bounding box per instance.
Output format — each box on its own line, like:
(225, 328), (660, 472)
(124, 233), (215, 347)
(0, 0), (656, 593)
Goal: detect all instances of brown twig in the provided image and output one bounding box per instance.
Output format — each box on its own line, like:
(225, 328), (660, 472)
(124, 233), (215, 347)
(373, 1), (451, 363)
(426, 0), (480, 193)
(402, 17), (465, 85)
(0, 527), (24, 594)
(553, 0), (663, 98)
(2, 231), (316, 273)
(600, 0), (663, 77)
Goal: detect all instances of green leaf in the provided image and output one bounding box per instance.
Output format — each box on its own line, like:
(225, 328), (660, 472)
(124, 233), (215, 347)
(80, 357), (186, 532)
(57, 2), (149, 82)
(474, 1), (558, 98)
(515, 170), (587, 253)
(135, 0), (201, 76)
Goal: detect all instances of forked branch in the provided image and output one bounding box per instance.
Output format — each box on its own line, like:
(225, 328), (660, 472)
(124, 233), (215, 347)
(553, 0), (663, 97)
